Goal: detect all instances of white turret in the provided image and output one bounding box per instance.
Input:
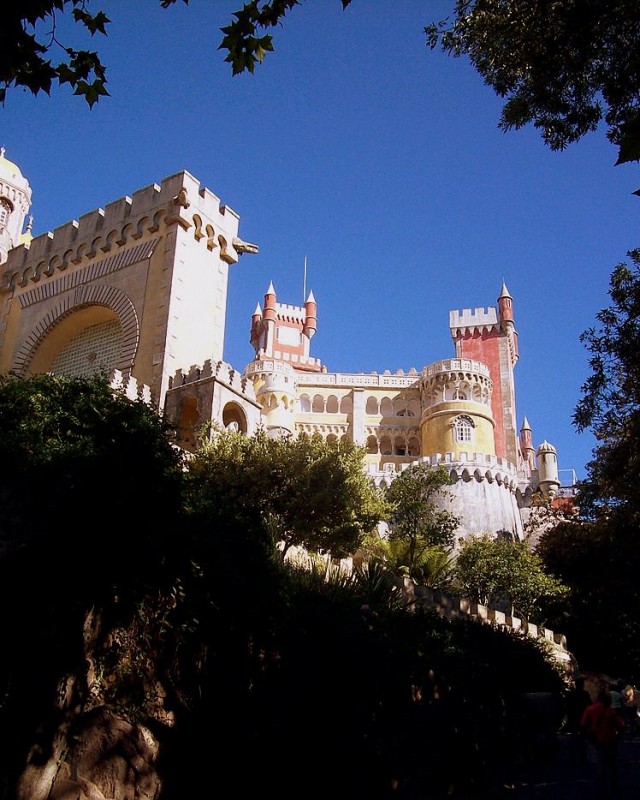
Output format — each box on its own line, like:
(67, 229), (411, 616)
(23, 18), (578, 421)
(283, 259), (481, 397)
(537, 440), (560, 500)
(0, 148), (32, 264)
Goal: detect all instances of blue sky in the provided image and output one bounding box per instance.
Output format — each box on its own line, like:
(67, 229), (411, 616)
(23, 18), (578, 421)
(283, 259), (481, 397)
(3, 0), (639, 483)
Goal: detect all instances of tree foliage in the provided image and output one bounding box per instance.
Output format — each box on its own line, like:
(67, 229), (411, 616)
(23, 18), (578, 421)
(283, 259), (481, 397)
(427, 0), (640, 165)
(455, 534), (567, 621)
(573, 251), (640, 520)
(383, 464), (460, 567)
(536, 518), (640, 681)
(0, 373), (569, 799)
(555, 252), (640, 679)
(0, 371), (184, 572)
(1, 0), (114, 106)
(185, 427), (387, 559)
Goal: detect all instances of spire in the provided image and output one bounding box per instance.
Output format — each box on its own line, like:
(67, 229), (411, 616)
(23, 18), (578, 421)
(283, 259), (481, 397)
(520, 416), (531, 431)
(498, 281), (512, 300)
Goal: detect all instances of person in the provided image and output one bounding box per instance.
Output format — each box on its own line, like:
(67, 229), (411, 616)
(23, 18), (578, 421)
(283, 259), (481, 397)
(622, 684), (639, 738)
(565, 677), (592, 765)
(581, 689), (626, 798)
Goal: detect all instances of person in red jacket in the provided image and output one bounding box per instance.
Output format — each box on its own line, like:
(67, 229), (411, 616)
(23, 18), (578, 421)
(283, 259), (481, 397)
(581, 689), (626, 798)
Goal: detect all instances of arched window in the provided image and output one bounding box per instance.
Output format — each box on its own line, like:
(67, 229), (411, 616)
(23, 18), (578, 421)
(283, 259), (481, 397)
(223, 402), (247, 434)
(380, 397), (393, 417)
(366, 435), (378, 454)
(379, 436), (392, 455)
(299, 394), (311, 412)
(312, 394), (324, 413)
(454, 414), (474, 443)
(50, 318), (122, 378)
(326, 395), (339, 413)
(407, 398), (421, 417)
(366, 396), (378, 415)
(0, 198), (11, 226)
(339, 395), (352, 414)
(177, 395), (199, 448)
(393, 397), (406, 416)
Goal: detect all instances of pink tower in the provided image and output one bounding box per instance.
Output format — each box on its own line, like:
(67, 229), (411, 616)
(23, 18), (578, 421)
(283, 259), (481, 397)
(449, 283), (520, 467)
(249, 282), (322, 373)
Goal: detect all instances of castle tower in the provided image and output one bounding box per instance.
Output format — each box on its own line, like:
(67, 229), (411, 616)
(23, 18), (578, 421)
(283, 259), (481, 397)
(449, 283), (520, 468)
(249, 282), (321, 372)
(419, 358), (495, 458)
(536, 440), (560, 500)
(0, 149), (32, 265)
(418, 357), (524, 541)
(520, 416), (536, 474)
(246, 282), (322, 437)
(0, 169), (256, 415)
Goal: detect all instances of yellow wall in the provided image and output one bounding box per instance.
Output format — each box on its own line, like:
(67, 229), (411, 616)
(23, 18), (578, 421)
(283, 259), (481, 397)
(421, 401), (495, 457)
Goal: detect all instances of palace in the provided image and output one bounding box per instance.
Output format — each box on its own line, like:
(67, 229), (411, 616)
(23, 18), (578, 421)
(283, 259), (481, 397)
(0, 153), (561, 543)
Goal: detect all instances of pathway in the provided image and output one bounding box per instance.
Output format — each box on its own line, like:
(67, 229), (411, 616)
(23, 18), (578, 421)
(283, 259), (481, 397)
(478, 733), (640, 799)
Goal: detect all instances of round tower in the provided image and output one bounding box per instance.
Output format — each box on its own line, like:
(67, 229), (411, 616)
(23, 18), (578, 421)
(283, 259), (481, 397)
(245, 358), (297, 438)
(418, 357), (524, 543)
(0, 148), (32, 265)
(419, 358), (495, 457)
(536, 440), (560, 500)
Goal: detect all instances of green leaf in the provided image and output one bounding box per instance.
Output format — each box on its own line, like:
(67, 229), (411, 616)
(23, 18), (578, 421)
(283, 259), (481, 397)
(615, 114), (640, 165)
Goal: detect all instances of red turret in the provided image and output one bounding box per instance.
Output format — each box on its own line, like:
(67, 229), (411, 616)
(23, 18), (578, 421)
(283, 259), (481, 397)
(263, 280), (277, 323)
(250, 303), (262, 352)
(303, 290), (317, 339)
(498, 282), (514, 324)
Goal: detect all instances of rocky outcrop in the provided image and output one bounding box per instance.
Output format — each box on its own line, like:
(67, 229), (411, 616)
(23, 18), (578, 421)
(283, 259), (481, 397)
(17, 707), (161, 800)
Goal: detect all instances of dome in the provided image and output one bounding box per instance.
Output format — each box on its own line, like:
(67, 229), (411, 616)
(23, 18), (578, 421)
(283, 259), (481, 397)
(0, 147), (32, 217)
(536, 439), (557, 455)
(0, 148), (24, 180)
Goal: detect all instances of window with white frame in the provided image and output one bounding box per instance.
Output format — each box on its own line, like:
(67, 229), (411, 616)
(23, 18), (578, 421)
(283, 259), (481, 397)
(454, 414), (474, 443)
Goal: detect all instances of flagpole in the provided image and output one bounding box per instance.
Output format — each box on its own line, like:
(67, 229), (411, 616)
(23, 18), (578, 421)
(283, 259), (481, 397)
(303, 255), (307, 302)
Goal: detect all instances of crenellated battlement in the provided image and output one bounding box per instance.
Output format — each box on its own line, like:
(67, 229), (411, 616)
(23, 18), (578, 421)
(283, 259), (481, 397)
(405, 580), (571, 663)
(421, 451), (518, 487)
(449, 306), (499, 336)
(169, 359), (256, 398)
(274, 302), (306, 322)
(1, 170), (244, 293)
(369, 452), (520, 491)
(108, 369), (152, 405)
